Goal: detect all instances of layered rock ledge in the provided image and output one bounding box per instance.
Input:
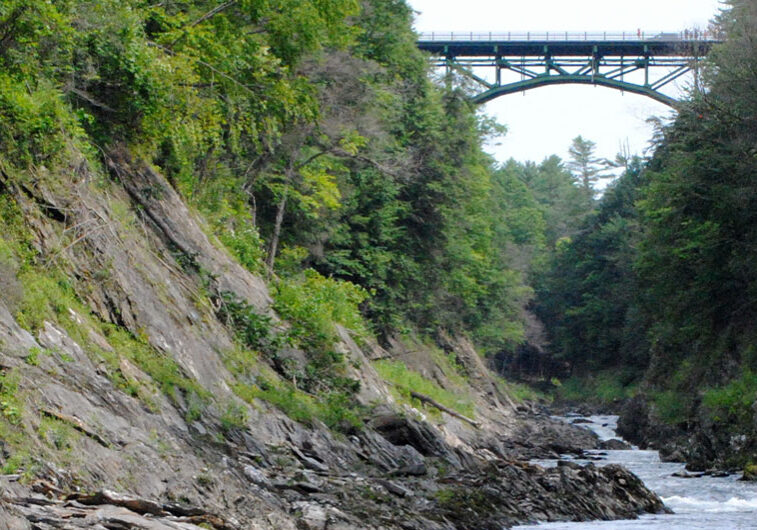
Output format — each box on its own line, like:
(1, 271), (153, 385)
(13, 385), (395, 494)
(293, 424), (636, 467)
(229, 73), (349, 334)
(0, 152), (665, 529)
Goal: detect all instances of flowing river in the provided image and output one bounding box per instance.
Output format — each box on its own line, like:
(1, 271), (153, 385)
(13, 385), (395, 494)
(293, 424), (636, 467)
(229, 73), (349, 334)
(514, 414), (757, 529)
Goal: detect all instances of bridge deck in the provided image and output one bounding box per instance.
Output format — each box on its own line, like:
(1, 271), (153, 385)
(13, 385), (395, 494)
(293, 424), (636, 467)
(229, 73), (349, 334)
(416, 32), (721, 106)
(417, 35), (719, 57)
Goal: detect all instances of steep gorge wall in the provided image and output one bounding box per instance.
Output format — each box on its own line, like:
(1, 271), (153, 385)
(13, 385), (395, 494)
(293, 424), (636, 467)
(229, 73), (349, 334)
(0, 147), (666, 528)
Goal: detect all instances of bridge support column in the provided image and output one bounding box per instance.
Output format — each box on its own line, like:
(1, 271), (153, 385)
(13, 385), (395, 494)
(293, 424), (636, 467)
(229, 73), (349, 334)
(495, 46), (502, 86)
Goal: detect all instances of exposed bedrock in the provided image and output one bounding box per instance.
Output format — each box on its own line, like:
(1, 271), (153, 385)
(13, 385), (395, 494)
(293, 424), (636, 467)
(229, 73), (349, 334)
(0, 152), (665, 529)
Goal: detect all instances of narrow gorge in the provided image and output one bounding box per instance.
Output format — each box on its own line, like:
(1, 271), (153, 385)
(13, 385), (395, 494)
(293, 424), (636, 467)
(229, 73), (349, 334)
(1, 0), (756, 528)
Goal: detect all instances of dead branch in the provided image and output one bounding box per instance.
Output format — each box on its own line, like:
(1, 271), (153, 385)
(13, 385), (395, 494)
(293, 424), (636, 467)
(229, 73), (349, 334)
(189, 1), (237, 28)
(67, 87), (116, 113)
(409, 390), (481, 428)
(169, 1), (237, 47)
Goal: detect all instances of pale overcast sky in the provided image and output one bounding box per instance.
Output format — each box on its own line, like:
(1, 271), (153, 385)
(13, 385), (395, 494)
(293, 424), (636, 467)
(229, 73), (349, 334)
(408, 0), (725, 165)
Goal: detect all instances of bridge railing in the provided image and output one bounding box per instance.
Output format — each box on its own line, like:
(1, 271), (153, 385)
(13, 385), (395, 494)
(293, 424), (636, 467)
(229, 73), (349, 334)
(417, 31), (723, 42)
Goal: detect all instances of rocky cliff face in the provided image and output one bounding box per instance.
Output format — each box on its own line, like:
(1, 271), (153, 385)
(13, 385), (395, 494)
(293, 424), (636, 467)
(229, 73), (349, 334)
(0, 148), (665, 528)
(618, 395), (757, 475)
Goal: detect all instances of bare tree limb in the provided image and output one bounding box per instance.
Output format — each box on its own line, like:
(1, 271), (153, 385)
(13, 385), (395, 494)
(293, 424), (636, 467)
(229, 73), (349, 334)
(295, 148), (332, 170)
(148, 41), (266, 97)
(169, 1), (237, 47)
(330, 147), (400, 178)
(409, 390), (481, 428)
(67, 87), (116, 113)
(189, 1), (237, 28)
(265, 152), (299, 275)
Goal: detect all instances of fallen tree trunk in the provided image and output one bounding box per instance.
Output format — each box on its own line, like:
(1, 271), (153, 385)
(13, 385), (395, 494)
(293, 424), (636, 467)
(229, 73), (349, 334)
(409, 391), (481, 429)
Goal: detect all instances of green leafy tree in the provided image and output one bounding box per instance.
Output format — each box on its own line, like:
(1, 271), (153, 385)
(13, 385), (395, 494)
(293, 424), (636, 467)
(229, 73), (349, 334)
(0, 0), (581, 393)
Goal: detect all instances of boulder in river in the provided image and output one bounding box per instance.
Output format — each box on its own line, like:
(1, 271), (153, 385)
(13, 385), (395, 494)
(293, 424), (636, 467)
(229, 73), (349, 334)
(599, 439), (633, 450)
(672, 471), (705, 479)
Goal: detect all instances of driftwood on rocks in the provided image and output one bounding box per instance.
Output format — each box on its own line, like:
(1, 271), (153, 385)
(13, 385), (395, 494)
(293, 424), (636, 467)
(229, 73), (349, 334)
(69, 489), (167, 516)
(61, 490), (235, 529)
(409, 390), (481, 429)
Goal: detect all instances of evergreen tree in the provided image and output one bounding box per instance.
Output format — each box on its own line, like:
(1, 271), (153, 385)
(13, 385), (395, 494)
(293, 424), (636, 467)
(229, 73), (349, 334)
(566, 136), (610, 197)
(508, 156), (593, 245)
(533, 160), (647, 374)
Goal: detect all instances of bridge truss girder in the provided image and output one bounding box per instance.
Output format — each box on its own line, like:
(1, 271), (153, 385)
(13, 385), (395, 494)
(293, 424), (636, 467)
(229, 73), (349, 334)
(439, 51), (700, 107)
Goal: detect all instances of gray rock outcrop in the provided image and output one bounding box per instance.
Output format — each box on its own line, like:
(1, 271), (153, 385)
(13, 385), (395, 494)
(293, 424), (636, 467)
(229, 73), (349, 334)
(0, 150), (667, 528)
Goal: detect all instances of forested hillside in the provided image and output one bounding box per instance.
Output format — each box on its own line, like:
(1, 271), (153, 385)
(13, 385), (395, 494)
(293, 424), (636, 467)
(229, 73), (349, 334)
(0, 0), (557, 356)
(2, 0), (753, 524)
(0, 1), (672, 527)
(0, 0), (610, 395)
(535, 0), (757, 472)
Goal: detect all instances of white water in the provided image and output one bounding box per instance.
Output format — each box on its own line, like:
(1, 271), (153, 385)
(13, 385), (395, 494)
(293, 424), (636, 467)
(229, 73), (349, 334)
(514, 414), (757, 529)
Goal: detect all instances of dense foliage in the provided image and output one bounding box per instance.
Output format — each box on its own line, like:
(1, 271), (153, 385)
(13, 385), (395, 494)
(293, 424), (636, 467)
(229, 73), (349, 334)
(0, 2), (513, 342)
(9, 0), (755, 464)
(0, 0), (602, 435)
(534, 161), (647, 374)
(535, 1), (757, 456)
(635, 0), (757, 427)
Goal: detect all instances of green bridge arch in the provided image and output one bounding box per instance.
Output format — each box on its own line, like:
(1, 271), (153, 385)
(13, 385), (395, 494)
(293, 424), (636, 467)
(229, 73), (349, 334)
(472, 74), (677, 107)
(417, 33), (720, 107)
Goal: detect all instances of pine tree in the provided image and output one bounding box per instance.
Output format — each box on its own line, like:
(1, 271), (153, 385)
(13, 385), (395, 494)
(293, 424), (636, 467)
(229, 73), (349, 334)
(566, 136), (610, 196)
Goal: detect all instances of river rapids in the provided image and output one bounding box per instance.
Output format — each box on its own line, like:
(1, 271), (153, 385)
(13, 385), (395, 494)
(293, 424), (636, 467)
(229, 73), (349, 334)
(514, 414), (757, 529)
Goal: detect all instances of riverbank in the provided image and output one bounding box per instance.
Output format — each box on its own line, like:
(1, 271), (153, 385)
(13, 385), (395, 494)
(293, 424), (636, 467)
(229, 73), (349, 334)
(617, 395), (757, 476)
(0, 332), (666, 529)
(548, 381), (757, 478)
(515, 414), (757, 529)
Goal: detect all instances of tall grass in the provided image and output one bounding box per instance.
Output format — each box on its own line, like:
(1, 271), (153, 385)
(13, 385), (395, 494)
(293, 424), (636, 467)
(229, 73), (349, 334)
(373, 359), (475, 418)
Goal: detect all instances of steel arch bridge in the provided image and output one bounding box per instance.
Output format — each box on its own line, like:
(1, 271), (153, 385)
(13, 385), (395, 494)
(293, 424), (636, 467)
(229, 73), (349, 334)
(417, 32), (721, 107)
